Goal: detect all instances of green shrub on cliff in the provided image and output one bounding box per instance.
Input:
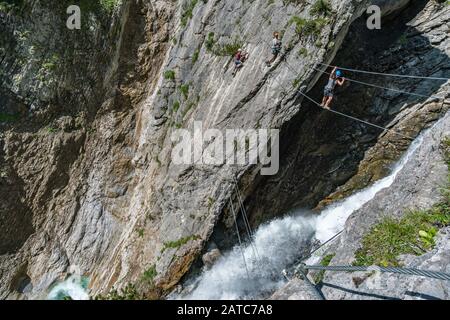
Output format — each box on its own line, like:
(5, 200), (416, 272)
(310, 0), (332, 17)
(0, 113), (19, 122)
(0, 0), (23, 12)
(95, 283), (142, 300)
(99, 0), (119, 12)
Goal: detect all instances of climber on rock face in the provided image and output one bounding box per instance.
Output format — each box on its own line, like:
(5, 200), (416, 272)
(265, 32), (282, 67)
(232, 48), (249, 77)
(321, 67), (345, 109)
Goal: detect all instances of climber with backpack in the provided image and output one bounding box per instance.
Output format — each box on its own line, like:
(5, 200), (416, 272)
(265, 32), (282, 67)
(232, 48), (249, 77)
(321, 67), (346, 109)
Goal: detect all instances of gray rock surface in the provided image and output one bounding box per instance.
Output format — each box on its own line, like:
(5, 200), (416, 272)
(270, 277), (322, 300)
(272, 110), (450, 300)
(0, 0), (449, 300)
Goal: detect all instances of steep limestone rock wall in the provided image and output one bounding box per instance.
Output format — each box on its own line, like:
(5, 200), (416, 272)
(271, 110), (450, 300)
(0, 0), (175, 299)
(0, 0), (448, 300)
(114, 0), (373, 297)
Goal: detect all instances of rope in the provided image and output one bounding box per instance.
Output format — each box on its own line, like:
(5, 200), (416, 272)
(232, 176), (254, 239)
(302, 230), (343, 263)
(232, 176), (262, 262)
(232, 176), (285, 278)
(229, 199), (250, 279)
(310, 65), (443, 101)
(318, 62), (450, 81)
(295, 268), (325, 300)
(302, 265), (450, 281)
(253, 36), (418, 140)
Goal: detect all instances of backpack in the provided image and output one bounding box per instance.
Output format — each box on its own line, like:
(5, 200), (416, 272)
(272, 40), (282, 54)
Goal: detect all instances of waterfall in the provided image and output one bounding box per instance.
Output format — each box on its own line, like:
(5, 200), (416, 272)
(181, 133), (424, 300)
(47, 275), (90, 300)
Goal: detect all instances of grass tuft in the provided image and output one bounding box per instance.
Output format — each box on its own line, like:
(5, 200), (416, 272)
(161, 235), (201, 253)
(313, 254), (335, 283)
(354, 137), (450, 267)
(181, 0), (199, 27)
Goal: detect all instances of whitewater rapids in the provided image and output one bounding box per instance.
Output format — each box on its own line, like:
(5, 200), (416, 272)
(47, 275), (90, 300)
(182, 134), (424, 300)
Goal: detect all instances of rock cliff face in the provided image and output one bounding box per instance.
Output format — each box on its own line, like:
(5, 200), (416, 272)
(272, 110), (450, 300)
(0, 0), (449, 299)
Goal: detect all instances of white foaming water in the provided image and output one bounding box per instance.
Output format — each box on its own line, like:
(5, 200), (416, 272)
(185, 214), (316, 299)
(183, 134), (424, 300)
(47, 275), (90, 300)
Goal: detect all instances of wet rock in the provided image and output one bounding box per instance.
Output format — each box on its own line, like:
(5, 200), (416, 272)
(269, 278), (322, 300)
(202, 249), (222, 268)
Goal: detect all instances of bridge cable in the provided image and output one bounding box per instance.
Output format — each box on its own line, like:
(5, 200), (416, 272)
(309, 65), (444, 100)
(318, 62), (450, 81)
(232, 176), (262, 262)
(299, 264), (450, 282)
(229, 199), (250, 279)
(252, 37), (429, 140)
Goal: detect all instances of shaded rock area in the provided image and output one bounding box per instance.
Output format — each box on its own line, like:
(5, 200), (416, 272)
(248, 0), (449, 220)
(272, 110), (450, 300)
(0, 0), (449, 300)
